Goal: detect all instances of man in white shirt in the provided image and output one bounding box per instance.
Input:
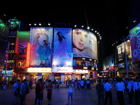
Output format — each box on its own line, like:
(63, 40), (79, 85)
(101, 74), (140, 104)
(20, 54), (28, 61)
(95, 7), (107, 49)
(115, 78), (125, 105)
(104, 79), (112, 105)
(127, 78), (134, 105)
(133, 78), (139, 105)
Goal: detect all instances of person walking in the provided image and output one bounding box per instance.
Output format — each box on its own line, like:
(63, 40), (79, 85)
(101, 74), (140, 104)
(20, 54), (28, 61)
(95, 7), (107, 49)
(20, 80), (27, 105)
(67, 84), (73, 105)
(133, 78), (139, 105)
(47, 80), (53, 105)
(104, 79), (112, 105)
(96, 79), (104, 105)
(13, 80), (20, 105)
(127, 78), (134, 105)
(115, 78), (125, 105)
(35, 79), (45, 105)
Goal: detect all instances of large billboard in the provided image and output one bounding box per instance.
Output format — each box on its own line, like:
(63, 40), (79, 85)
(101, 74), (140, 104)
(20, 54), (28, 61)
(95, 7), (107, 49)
(52, 28), (73, 70)
(72, 29), (97, 59)
(30, 27), (53, 67)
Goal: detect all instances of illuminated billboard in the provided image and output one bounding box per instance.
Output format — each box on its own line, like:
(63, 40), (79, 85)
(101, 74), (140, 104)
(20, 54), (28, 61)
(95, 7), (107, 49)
(117, 43), (125, 62)
(52, 28), (73, 69)
(126, 40), (132, 59)
(73, 29), (97, 59)
(30, 27), (53, 67)
(129, 24), (140, 62)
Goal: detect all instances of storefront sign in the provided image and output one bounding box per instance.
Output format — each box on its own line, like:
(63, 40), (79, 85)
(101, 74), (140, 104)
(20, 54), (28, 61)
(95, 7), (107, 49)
(52, 67), (73, 73)
(27, 68), (51, 73)
(74, 69), (88, 74)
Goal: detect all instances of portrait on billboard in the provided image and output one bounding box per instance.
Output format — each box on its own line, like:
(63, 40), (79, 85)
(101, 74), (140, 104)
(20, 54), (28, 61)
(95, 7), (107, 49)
(30, 27), (53, 67)
(53, 28), (73, 68)
(73, 29), (97, 59)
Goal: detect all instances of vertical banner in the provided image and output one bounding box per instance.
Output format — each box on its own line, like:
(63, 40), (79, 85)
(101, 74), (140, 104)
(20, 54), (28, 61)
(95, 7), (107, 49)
(52, 28), (73, 72)
(130, 25), (140, 62)
(30, 27), (53, 67)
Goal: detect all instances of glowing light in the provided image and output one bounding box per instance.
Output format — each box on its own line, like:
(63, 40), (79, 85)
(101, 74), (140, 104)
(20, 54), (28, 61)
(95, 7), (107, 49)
(34, 23), (37, 26)
(27, 68), (52, 73)
(81, 25), (84, 28)
(26, 43), (31, 67)
(133, 20), (136, 23)
(74, 70), (88, 74)
(91, 29), (94, 31)
(15, 37), (18, 54)
(74, 25), (77, 27)
(83, 67), (88, 69)
(53, 60), (59, 66)
(87, 26), (90, 30)
(39, 23), (41, 26)
(29, 24), (31, 26)
(48, 23), (51, 26)
(52, 67), (73, 72)
(65, 61), (72, 66)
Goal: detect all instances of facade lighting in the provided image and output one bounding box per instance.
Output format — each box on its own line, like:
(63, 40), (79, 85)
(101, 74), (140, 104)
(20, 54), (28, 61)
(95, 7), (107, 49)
(74, 25), (77, 27)
(87, 26), (90, 30)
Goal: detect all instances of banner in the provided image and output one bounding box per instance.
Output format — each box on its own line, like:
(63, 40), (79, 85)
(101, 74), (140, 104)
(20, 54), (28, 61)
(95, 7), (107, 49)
(30, 27), (53, 67)
(73, 29), (97, 59)
(52, 28), (73, 69)
(130, 25), (140, 62)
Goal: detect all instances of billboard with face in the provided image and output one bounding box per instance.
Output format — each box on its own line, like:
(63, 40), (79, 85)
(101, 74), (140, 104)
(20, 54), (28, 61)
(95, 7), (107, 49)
(30, 27), (53, 67)
(52, 28), (73, 70)
(73, 29), (97, 59)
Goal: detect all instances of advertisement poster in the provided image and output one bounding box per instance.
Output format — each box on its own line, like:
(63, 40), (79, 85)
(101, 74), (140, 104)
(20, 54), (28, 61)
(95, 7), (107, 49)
(117, 43), (125, 62)
(52, 28), (73, 70)
(130, 25), (140, 62)
(30, 27), (53, 67)
(73, 29), (97, 59)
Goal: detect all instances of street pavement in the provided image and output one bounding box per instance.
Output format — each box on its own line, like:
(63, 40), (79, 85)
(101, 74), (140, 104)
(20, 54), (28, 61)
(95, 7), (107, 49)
(0, 86), (131, 105)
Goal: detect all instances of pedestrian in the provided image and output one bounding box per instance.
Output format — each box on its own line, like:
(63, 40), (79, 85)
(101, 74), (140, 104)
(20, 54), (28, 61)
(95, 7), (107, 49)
(127, 78), (134, 105)
(13, 80), (20, 105)
(96, 79), (104, 105)
(104, 79), (112, 105)
(47, 80), (53, 105)
(115, 78), (125, 105)
(80, 79), (84, 89)
(20, 80), (27, 105)
(67, 84), (73, 105)
(86, 79), (91, 89)
(29, 80), (33, 89)
(133, 78), (139, 105)
(35, 79), (45, 105)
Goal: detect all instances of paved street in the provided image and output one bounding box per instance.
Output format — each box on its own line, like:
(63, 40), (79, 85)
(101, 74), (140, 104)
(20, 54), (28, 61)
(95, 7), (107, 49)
(0, 87), (131, 105)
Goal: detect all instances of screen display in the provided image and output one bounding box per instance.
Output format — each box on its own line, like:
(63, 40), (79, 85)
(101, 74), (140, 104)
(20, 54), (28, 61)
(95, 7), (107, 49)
(73, 29), (97, 59)
(130, 25), (140, 62)
(52, 28), (73, 69)
(30, 27), (53, 67)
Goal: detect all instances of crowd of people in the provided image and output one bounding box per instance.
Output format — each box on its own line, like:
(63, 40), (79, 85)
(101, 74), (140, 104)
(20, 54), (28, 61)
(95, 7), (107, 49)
(96, 77), (140, 105)
(0, 77), (140, 105)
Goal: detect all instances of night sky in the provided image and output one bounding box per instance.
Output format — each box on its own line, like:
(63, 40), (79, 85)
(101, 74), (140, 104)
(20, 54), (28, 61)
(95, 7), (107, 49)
(0, 0), (140, 59)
